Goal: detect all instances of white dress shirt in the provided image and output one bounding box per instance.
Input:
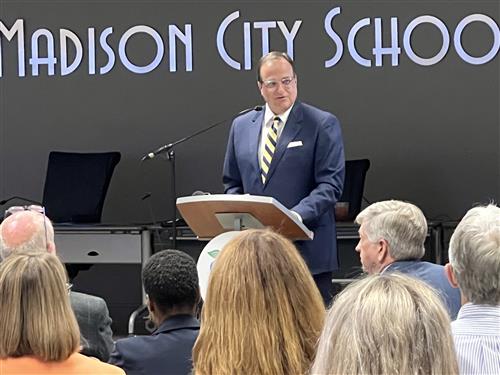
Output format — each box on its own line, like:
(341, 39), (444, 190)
(258, 103), (293, 163)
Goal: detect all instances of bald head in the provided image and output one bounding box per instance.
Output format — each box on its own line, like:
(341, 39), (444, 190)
(0, 211), (55, 259)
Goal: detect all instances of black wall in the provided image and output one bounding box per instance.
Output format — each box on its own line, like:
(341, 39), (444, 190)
(1, 0), (498, 223)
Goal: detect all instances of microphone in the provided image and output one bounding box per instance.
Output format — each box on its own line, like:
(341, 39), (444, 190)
(141, 105), (263, 161)
(192, 190), (211, 196)
(0, 196), (42, 206)
(141, 143), (173, 162)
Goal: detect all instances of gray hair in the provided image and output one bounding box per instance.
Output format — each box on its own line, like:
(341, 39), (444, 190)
(256, 51), (296, 83)
(0, 212), (55, 259)
(355, 200), (427, 260)
(448, 204), (500, 305)
(311, 273), (458, 375)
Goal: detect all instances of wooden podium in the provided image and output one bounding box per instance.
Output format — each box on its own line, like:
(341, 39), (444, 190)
(176, 194), (313, 240)
(176, 194), (313, 298)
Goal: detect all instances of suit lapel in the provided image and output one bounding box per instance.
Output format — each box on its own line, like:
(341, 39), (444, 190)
(249, 110), (264, 178)
(264, 102), (303, 185)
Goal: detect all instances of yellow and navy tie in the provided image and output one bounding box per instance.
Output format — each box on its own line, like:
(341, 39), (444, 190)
(261, 116), (280, 184)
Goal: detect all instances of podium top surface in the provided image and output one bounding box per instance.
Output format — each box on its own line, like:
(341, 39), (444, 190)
(176, 194), (313, 240)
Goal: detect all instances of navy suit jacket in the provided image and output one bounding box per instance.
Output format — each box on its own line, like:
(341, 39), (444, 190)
(223, 101), (345, 273)
(108, 314), (199, 375)
(385, 260), (462, 319)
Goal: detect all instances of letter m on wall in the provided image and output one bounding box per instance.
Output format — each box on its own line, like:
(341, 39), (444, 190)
(0, 19), (25, 77)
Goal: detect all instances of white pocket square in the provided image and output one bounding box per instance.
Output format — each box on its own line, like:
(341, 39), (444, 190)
(287, 141), (303, 148)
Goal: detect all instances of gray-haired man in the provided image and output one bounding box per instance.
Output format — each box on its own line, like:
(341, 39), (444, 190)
(355, 199), (461, 319)
(445, 204), (500, 375)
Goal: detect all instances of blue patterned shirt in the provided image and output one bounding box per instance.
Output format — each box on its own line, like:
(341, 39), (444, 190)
(451, 303), (500, 375)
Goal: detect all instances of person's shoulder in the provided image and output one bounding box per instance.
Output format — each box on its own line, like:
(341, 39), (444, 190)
(297, 102), (339, 127)
(70, 291), (108, 313)
(419, 261), (445, 272)
(114, 334), (152, 349)
(70, 353), (125, 374)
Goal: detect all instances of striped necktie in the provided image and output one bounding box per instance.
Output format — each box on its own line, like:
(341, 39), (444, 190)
(261, 116), (280, 184)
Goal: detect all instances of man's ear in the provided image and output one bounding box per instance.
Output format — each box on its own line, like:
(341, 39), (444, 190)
(147, 297), (155, 314)
(48, 242), (57, 255)
(445, 263), (460, 288)
(378, 238), (389, 262)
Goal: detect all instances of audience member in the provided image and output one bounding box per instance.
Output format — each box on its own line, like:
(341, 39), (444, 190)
(193, 229), (325, 375)
(311, 273), (458, 374)
(445, 204), (500, 374)
(355, 199), (461, 318)
(109, 249), (200, 374)
(0, 251), (124, 374)
(0, 209), (114, 361)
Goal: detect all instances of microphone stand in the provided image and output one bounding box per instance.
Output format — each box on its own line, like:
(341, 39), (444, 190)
(141, 106), (262, 248)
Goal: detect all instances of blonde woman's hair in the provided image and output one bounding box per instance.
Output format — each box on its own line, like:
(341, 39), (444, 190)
(193, 229), (325, 375)
(311, 273), (458, 375)
(0, 251), (80, 361)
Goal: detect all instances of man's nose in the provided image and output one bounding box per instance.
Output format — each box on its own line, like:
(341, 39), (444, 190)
(275, 82), (287, 93)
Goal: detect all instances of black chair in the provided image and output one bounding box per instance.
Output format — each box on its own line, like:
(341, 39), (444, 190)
(337, 159), (370, 221)
(42, 151), (121, 223)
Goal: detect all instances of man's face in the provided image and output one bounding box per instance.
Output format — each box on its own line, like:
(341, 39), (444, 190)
(355, 224), (383, 274)
(258, 57), (297, 115)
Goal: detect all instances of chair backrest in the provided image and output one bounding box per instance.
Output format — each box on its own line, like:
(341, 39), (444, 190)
(42, 151), (121, 223)
(338, 159), (370, 221)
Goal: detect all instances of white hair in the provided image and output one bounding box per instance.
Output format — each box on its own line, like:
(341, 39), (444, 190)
(0, 212), (54, 259)
(355, 200), (427, 260)
(449, 204), (500, 305)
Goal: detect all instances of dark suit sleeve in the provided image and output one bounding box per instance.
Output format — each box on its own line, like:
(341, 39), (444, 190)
(222, 121), (244, 194)
(108, 341), (129, 371)
(108, 343), (124, 367)
(291, 113), (344, 223)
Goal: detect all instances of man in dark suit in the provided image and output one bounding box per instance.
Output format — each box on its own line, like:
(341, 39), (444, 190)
(109, 250), (200, 375)
(223, 51), (345, 305)
(354, 199), (461, 319)
(0, 209), (114, 361)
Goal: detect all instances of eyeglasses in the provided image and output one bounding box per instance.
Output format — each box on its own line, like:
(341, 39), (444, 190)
(261, 76), (296, 90)
(3, 205), (49, 251)
(66, 283), (73, 295)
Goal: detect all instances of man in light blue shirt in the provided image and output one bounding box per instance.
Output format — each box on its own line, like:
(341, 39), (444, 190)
(445, 204), (500, 375)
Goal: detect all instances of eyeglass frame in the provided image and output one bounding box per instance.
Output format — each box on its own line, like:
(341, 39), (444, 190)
(3, 205), (50, 251)
(259, 75), (296, 90)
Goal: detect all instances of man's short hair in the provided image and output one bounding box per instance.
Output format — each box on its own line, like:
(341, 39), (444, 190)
(256, 51), (296, 83)
(355, 200), (427, 260)
(449, 204), (500, 305)
(0, 211), (54, 259)
(142, 249), (199, 312)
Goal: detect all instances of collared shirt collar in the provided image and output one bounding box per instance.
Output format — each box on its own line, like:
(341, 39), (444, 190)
(263, 102), (294, 131)
(456, 302), (500, 321)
